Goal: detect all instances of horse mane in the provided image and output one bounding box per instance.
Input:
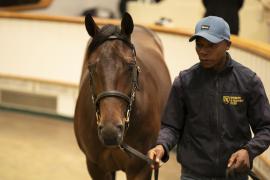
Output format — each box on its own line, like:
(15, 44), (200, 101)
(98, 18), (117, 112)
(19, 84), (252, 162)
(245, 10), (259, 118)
(87, 24), (130, 54)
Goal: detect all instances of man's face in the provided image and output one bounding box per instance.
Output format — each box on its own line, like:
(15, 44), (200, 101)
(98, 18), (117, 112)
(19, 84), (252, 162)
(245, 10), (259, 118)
(195, 37), (231, 70)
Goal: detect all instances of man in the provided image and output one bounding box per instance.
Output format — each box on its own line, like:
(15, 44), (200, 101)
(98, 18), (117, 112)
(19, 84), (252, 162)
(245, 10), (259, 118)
(148, 16), (270, 179)
(202, 0), (244, 35)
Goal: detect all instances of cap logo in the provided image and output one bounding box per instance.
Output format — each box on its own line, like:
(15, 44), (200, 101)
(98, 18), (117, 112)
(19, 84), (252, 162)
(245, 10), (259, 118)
(201, 25), (210, 30)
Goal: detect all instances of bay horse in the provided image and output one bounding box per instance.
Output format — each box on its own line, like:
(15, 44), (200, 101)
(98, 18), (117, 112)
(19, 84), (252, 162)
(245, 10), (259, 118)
(74, 12), (171, 180)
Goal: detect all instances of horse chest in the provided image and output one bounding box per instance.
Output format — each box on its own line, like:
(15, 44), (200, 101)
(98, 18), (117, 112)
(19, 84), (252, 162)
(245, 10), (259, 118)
(96, 148), (129, 171)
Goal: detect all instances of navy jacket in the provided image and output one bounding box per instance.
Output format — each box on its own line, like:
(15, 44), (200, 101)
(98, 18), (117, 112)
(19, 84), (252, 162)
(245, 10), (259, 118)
(157, 54), (270, 177)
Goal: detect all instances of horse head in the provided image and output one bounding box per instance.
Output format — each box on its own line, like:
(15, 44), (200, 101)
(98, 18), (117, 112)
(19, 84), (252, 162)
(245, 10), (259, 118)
(85, 13), (139, 147)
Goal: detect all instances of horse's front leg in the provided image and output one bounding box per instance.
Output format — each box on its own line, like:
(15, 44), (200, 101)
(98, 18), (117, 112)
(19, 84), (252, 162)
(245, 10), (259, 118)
(126, 164), (152, 180)
(86, 159), (115, 180)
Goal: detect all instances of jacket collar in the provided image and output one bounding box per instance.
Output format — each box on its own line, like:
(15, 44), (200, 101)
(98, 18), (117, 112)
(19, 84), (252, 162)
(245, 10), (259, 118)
(199, 52), (233, 74)
(221, 52), (233, 73)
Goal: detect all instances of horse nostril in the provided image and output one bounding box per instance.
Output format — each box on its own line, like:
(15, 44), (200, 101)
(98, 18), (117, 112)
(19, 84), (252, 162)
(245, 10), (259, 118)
(98, 125), (103, 132)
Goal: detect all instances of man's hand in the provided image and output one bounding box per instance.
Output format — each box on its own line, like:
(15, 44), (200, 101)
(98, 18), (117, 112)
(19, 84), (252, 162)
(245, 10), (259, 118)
(227, 149), (250, 177)
(147, 145), (165, 169)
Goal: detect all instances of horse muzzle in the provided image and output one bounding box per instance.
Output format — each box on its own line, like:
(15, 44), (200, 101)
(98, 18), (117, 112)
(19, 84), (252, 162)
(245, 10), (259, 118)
(97, 123), (124, 147)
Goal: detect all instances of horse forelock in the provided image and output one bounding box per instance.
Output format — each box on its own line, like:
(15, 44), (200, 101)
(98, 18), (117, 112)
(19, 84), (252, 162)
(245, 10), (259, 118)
(87, 24), (130, 54)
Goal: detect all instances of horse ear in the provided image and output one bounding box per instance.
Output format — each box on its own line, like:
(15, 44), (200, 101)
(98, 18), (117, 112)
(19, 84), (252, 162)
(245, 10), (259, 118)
(121, 12), (134, 37)
(85, 14), (100, 37)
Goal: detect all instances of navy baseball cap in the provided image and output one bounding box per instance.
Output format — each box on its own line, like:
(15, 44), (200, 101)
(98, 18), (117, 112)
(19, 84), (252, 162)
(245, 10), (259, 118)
(189, 16), (230, 43)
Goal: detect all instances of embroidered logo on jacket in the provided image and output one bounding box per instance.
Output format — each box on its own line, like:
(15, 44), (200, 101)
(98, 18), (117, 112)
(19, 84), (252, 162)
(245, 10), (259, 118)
(223, 96), (244, 105)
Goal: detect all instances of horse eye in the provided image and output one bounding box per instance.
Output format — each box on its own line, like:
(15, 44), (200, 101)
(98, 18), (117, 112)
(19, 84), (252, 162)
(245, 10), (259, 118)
(88, 64), (97, 76)
(127, 62), (136, 71)
(127, 64), (132, 70)
(88, 63), (96, 70)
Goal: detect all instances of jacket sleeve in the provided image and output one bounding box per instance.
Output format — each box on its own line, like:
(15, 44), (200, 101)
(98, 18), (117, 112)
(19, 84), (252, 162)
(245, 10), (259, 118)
(245, 74), (270, 161)
(202, 0), (208, 7)
(156, 75), (185, 162)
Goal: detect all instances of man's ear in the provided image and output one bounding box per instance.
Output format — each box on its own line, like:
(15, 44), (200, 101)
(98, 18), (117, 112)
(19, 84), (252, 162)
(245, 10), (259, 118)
(226, 40), (232, 50)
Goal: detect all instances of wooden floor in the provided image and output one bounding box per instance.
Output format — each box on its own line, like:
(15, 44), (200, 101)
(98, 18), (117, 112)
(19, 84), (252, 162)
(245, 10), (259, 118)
(0, 109), (181, 180)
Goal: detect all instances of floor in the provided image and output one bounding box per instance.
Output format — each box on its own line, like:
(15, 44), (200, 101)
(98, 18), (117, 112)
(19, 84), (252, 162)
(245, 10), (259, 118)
(0, 109), (181, 180)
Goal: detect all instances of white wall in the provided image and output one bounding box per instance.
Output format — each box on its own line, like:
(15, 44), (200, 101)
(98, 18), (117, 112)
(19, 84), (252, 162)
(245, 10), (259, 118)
(25, 0), (120, 17)
(0, 18), (87, 84)
(239, 0), (270, 42)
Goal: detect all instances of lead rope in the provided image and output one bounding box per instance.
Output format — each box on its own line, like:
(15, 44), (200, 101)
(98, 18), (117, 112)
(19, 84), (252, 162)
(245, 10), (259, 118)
(226, 167), (260, 180)
(120, 143), (159, 180)
(248, 170), (260, 180)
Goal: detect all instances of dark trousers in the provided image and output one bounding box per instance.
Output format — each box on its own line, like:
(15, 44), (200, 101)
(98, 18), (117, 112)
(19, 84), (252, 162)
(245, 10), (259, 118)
(181, 168), (248, 180)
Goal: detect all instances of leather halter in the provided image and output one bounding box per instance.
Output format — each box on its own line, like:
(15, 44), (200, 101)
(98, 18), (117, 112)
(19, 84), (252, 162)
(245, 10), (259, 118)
(88, 35), (139, 131)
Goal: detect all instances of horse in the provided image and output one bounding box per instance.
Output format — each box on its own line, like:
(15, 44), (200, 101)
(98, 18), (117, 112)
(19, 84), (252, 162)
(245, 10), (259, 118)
(74, 12), (171, 180)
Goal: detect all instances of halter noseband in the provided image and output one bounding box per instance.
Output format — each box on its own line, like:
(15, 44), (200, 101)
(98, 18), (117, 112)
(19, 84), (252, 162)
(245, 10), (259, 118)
(88, 35), (139, 130)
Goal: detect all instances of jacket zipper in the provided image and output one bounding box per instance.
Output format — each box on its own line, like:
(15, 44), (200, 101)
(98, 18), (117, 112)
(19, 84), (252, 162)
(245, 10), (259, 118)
(215, 76), (220, 175)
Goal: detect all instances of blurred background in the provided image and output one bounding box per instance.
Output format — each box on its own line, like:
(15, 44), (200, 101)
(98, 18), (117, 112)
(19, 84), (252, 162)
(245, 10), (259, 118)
(0, 0), (270, 179)
(2, 0), (270, 42)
